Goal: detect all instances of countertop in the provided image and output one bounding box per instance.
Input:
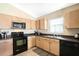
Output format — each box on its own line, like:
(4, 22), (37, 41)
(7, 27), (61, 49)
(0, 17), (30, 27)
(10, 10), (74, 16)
(25, 33), (79, 43)
(39, 35), (79, 43)
(1, 33), (79, 43)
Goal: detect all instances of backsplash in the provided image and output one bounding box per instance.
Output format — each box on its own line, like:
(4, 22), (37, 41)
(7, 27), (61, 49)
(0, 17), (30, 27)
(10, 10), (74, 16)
(37, 30), (53, 34)
(37, 28), (79, 36)
(64, 28), (79, 35)
(0, 28), (79, 36)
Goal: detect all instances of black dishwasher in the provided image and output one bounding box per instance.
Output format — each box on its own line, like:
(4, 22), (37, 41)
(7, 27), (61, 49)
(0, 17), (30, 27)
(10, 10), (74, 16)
(60, 40), (79, 56)
(11, 32), (27, 55)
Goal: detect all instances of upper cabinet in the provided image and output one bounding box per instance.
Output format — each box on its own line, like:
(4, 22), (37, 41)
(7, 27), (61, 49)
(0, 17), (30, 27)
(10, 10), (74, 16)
(30, 20), (36, 30)
(64, 9), (79, 28)
(0, 14), (35, 30)
(0, 14), (12, 29)
(39, 17), (48, 30)
(35, 20), (40, 30)
(26, 19), (31, 29)
(36, 16), (48, 30)
(26, 19), (36, 30)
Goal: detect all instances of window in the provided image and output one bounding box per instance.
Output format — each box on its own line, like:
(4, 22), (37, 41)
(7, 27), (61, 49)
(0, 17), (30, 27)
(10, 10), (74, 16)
(49, 17), (64, 33)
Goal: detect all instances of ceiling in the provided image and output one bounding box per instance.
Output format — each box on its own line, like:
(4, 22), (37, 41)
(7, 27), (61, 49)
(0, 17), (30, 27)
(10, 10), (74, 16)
(11, 3), (76, 18)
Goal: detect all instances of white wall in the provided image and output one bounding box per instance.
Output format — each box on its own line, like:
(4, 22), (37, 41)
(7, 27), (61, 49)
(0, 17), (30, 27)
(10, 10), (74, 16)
(38, 4), (79, 35)
(0, 3), (33, 19)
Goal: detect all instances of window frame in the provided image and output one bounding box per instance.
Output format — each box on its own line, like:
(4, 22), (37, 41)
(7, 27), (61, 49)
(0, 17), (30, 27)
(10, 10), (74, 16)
(48, 17), (64, 34)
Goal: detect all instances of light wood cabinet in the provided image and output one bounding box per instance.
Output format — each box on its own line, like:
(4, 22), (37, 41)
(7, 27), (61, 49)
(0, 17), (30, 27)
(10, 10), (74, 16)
(36, 36), (43, 48)
(42, 38), (49, 52)
(26, 19), (36, 29)
(12, 16), (34, 30)
(30, 20), (36, 29)
(35, 36), (41, 48)
(35, 17), (48, 30)
(26, 19), (31, 29)
(28, 36), (35, 49)
(0, 14), (12, 29)
(64, 9), (79, 28)
(36, 37), (49, 52)
(35, 20), (40, 30)
(35, 36), (60, 55)
(50, 39), (60, 56)
(39, 37), (44, 49)
(39, 17), (48, 30)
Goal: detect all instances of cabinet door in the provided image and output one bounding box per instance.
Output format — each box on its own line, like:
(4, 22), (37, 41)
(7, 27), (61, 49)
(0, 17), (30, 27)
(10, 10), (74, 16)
(43, 38), (49, 52)
(64, 9), (79, 28)
(50, 39), (60, 56)
(28, 36), (35, 49)
(0, 14), (11, 29)
(30, 20), (36, 29)
(40, 17), (48, 30)
(31, 36), (35, 47)
(26, 19), (31, 29)
(35, 36), (41, 48)
(35, 37), (49, 52)
(39, 37), (44, 49)
(35, 20), (40, 30)
(64, 12), (70, 28)
(40, 19), (44, 30)
(39, 37), (49, 52)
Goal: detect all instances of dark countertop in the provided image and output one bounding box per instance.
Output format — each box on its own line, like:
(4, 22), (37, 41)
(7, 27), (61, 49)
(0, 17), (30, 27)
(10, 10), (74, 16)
(25, 33), (79, 43)
(40, 35), (79, 43)
(1, 32), (79, 43)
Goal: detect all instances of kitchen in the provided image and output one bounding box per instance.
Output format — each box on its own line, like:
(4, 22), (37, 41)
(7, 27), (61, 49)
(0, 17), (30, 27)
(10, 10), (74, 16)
(0, 3), (79, 56)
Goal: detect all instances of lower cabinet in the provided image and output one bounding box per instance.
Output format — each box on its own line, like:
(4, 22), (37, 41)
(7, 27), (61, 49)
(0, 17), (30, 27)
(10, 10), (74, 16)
(35, 36), (41, 48)
(35, 36), (60, 55)
(28, 36), (35, 49)
(35, 37), (49, 52)
(43, 38), (49, 52)
(50, 39), (60, 56)
(40, 37), (49, 52)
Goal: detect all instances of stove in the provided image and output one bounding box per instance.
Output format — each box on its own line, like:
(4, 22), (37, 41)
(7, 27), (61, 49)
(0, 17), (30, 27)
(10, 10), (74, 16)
(11, 32), (27, 55)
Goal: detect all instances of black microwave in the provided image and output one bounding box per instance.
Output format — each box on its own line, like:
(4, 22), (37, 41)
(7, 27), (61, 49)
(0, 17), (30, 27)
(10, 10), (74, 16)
(12, 22), (26, 29)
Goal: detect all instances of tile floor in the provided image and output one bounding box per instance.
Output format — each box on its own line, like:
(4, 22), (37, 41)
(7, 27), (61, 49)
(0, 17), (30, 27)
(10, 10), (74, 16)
(16, 47), (53, 56)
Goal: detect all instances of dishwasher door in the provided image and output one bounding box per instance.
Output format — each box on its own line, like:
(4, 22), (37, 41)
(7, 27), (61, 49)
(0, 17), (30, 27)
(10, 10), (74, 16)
(60, 40), (79, 56)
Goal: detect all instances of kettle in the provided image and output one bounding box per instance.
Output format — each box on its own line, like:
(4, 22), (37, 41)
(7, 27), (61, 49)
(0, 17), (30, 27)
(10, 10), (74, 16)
(74, 33), (79, 38)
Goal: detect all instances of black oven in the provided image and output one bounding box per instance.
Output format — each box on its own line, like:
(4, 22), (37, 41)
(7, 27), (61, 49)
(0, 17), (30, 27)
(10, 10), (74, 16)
(11, 32), (27, 55)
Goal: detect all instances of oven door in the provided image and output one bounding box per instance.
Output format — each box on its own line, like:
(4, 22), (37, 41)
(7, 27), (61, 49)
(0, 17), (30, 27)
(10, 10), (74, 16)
(13, 37), (27, 55)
